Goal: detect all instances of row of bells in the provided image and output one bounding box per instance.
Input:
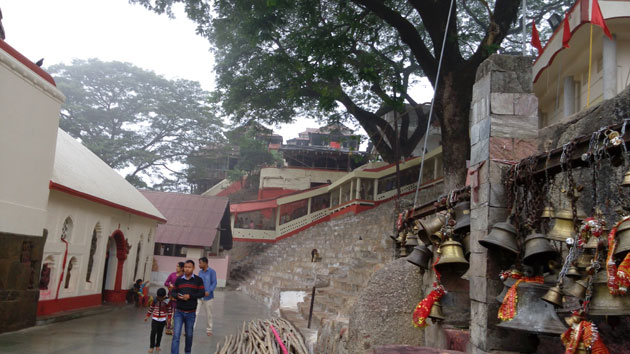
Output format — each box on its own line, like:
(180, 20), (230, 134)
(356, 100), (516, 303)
(405, 202), (471, 274)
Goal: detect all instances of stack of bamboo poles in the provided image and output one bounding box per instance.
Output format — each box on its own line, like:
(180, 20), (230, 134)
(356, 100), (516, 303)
(215, 318), (309, 354)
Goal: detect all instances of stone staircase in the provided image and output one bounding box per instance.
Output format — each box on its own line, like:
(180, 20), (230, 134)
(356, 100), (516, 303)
(233, 201), (397, 344)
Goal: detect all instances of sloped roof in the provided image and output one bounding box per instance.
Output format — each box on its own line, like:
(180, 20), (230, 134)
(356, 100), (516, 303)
(141, 190), (230, 247)
(50, 129), (166, 222)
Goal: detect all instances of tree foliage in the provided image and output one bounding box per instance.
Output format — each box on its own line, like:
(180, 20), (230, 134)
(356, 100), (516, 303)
(50, 59), (223, 190)
(132, 0), (572, 189)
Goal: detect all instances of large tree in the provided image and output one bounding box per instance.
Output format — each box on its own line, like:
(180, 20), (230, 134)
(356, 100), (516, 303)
(50, 59), (223, 190)
(132, 0), (569, 190)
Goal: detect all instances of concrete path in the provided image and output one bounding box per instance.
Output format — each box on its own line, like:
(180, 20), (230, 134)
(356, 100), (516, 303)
(0, 290), (271, 354)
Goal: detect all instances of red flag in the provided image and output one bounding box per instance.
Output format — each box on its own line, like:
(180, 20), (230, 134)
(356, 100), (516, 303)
(591, 0), (612, 39)
(531, 20), (543, 53)
(562, 12), (571, 48)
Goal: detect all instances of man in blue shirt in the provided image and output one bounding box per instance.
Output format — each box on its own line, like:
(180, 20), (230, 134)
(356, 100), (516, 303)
(195, 256), (217, 336)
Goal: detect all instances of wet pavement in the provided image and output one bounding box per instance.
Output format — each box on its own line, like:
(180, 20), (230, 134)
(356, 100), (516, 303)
(0, 290), (271, 354)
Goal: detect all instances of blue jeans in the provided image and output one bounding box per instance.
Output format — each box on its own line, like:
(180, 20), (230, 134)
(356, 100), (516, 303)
(171, 310), (196, 354)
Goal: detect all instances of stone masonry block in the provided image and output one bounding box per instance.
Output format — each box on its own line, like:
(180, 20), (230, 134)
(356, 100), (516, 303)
(489, 137), (538, 161)
(473, 182), (490, 209)
(468, 251), (488, 278)
(469, 230), (489, 254)
(470, 317), (488, 350)
(471, 138), (490, 166)
(471, 97), (490, 125)
(489, 182), (507, 208)
(490, 115), (538, 139)
(472, 74), (491, 103)
(470, 276), (489, 303)
(471, 205), (489, 232)
(488, 161), (509, 185)
(490, 93), (515, 115)
(471, 299), (489, 327)
(514, 93), (538, 116)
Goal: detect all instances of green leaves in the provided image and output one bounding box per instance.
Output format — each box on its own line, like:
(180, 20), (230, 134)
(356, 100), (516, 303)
(50, 59), (223, 190)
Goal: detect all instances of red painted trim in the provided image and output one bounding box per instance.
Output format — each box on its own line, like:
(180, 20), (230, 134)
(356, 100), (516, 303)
(55, 238), (69, 300)
(37, 293), (102, 316)
(49, 181), (166, 223)
(110, 230), (127, 291)
(0, 39), (56, 86)
(532, 0), (581, 67)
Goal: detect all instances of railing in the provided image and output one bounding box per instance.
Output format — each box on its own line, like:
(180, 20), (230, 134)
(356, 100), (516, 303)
(231, 146), (444, 242)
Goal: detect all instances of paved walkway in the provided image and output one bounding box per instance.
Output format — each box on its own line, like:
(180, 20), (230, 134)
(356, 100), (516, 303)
(0, 290), (271, 354)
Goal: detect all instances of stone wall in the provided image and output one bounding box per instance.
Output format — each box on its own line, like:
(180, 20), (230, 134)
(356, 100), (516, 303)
(0, 230), (47, 333)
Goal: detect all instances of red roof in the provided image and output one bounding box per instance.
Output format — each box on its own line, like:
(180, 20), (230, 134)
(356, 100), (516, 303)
(141, 190), (229, 247)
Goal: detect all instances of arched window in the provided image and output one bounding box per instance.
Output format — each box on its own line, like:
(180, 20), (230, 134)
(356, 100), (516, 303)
(60, 217), (73, 242)
(39, 255), (55, 290)
(64, 257), (78, 290)
(86, 223), (101, 282)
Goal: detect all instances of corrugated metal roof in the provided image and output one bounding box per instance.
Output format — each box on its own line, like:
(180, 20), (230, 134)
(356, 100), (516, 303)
(52, 129), (166, 222)
(141, 190), (229, 247)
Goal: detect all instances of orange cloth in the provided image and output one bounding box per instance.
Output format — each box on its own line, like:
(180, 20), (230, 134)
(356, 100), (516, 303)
(498, 276), (544, 321)
(412, 288), (445, 328)
(561, 321), (609, 354)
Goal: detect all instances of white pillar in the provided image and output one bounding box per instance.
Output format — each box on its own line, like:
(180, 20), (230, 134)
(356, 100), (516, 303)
(603, 34), (617, 99)
(563, 76), (575, 117)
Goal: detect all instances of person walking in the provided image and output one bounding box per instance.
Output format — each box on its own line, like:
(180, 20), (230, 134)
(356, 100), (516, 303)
(144, 288), (172, 353)
(164, 262), (184, 335)
(196, 257), (217, 336)
(170, 260), (205, 354)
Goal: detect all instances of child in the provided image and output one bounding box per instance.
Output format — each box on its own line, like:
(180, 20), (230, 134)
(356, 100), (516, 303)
(144, 288), (172, 353)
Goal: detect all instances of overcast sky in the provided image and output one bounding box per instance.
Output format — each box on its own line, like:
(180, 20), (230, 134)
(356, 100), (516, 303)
(2, 0), (433, 143)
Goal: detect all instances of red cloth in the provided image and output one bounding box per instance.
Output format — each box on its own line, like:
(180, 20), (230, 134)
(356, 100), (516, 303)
(531, 20), (543, 53)
(563, 12), (571, 48)
(561, 321), (609, 354)
(591, 0), (612, 39)
(412, 288), (445, 328)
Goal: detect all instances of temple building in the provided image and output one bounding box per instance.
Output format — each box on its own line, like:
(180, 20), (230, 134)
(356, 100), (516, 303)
(534, 0), (630, 127)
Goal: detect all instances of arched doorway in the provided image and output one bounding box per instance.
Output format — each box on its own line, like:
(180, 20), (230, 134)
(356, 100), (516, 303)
(102, 230), (128, 303)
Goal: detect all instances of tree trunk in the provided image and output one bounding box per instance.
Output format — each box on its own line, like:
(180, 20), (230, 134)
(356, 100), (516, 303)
(435, 69), (475, 192)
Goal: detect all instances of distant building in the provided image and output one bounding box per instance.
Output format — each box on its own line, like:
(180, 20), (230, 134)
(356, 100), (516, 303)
(141, 191), (232, 287)
(534, 0), (630, 127)
(380, 103), (441, 157)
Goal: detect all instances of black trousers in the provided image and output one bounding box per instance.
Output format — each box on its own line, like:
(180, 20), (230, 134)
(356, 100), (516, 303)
(150, 319), (167, 348)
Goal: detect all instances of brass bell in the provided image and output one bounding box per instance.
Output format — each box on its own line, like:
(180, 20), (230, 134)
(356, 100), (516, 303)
(406, 244), (432, 270)
(496, 282), (567, 334)
(622, 168), (630, 187)
(430, 231), (444, 245)
(396, 231), (405, 243)
(454, 201), (471, 233)
(541, 205), (554, 219)
(405, 232), (419, 247)
(435, 238), (468, 275)
(576, 342), (587, 354)
(479, 221), (519, 255)
(566, 265), (581, 278)
(417, 214), (446, 245)
(547, 209), (576, 242)
(565, 278), (588, 300)
(614, 218), (630, 256)
(588, 271), (630, 315)
(541, 284), (564, 307)
(576, 253), (594, 269)
(428, 300), (445, 321)
(522, 233), (558, 266)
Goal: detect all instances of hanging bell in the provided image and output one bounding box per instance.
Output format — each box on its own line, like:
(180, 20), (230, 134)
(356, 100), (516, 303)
(496, 282), (567, 334)
(479, 221), (519, 256)
(566, 265), (581, 278)
(396, 231), (405, 243)
(417, 214), (446, 245)
(541, 205), (554, 219)
(405, 232), (419, 247)
(541, 284), (564, 307)
(435, 238), (469, 275)
(428, 300), (445, 321)
(547, 209), (576, 242)
(576, 253), (594, 269)
(564, 278), (588, 300)
(406, 244), (432, 270)
(588, 271), (630, 315)
(496, 276), (518, 303)
(461, 233), (471, 260)
(622, 168), (630, 187)
(614, 219), (630, 256)
(454, 201), (470, 234)
(522, 233), (558, 266)
(430, 231), (444, 245)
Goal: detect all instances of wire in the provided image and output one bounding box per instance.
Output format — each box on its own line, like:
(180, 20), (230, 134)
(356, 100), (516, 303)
(413, 0), (456, 208)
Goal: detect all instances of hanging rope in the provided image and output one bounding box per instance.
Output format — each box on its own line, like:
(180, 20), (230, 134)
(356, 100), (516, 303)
(412, 0), (456, 208)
